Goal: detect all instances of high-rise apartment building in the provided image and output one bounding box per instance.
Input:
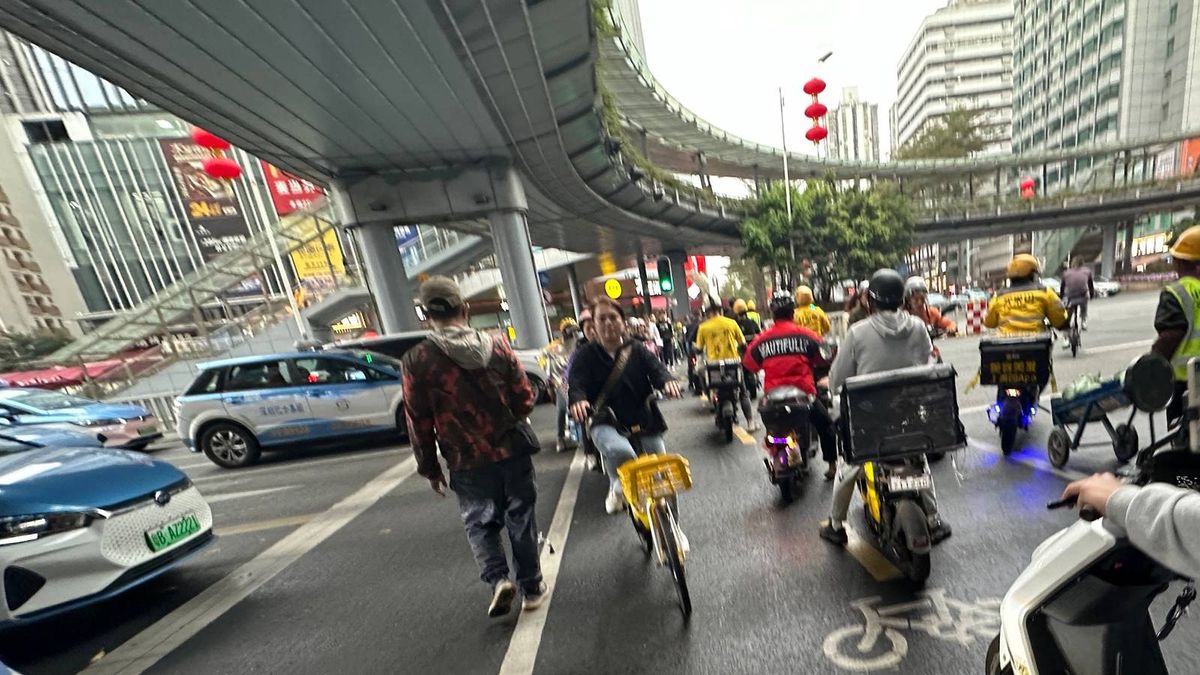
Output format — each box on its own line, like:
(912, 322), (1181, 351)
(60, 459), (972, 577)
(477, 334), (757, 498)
(893, 0), (1014, 154)
(828, 88), (881, 162)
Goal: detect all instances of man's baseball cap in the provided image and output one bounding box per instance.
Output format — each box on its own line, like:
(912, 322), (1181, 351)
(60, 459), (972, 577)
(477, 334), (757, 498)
(419, 275), (464, 313)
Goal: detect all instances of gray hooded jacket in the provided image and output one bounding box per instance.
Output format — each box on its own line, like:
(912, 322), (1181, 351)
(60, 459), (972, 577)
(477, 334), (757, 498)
(828, 309), (933, 394)
(428, 324), (494, 369)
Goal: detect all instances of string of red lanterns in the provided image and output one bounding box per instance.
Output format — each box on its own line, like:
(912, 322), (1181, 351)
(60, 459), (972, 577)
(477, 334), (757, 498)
(802, 77), (828, 144)
(190, 127), (243, 181)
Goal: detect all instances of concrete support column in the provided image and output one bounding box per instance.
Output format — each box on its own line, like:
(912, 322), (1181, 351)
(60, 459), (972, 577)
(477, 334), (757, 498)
(356, 223), (421, 334)
(1122, 223), (1135, 274)
(665, 250), (691, 320)
(566, 264), (583, 319)
(489, 208), (550, 349)
(1101, 222), (1118, 280)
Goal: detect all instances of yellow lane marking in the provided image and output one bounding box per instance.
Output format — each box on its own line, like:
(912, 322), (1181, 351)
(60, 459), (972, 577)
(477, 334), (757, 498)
(733, 425), (755, 445)
(214, 513), (316, 537)
(845, 527), (903, 582)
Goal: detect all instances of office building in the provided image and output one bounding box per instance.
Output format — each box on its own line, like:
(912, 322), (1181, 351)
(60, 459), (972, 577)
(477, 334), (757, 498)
(893, 0), (1014, 154)
(828, 88), (880, 162)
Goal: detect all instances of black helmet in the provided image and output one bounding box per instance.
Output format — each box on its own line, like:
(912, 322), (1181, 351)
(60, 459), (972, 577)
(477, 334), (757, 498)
(768, 290), (796, 318)
(868, 269), (905, 310)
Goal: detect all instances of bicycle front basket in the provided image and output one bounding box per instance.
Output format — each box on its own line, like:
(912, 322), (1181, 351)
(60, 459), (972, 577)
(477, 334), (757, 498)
(617, 453), (693, 507)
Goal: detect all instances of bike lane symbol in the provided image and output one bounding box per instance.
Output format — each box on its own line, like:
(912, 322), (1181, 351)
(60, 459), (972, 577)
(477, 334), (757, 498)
(823, 589), (1001, 671)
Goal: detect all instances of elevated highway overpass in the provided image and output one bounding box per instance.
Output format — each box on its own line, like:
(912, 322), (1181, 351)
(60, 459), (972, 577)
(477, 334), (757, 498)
(3, 0), (1199, 344)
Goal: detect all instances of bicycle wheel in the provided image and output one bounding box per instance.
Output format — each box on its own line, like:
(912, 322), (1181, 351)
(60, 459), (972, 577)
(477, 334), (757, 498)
(653, 500), (691, 616)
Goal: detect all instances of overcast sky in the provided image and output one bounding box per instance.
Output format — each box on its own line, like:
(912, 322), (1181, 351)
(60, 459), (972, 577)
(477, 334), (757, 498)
(637, 0), (950, 160)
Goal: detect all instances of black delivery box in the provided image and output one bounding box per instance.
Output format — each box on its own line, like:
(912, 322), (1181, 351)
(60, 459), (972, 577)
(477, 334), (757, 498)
(979, 335), (1053, 387)
(840, 363), (966, 463)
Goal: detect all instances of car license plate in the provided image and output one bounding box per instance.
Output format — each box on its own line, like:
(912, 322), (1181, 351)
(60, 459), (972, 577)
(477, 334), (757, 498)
(887, 474), (933, 492)
(145, 513), (201, 552)
(138, 426), (158, 436)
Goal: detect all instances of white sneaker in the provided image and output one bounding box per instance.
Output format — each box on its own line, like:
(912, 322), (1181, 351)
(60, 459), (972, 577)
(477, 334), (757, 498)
(605, 490), (625, 514)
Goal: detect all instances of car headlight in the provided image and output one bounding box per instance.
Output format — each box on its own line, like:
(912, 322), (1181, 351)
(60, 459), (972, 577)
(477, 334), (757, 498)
(0, 512), (94, 545)
(72, 418), (123, 428)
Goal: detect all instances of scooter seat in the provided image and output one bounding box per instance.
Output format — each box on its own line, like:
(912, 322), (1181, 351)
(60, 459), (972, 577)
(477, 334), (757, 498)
(765, 386), (808, 404)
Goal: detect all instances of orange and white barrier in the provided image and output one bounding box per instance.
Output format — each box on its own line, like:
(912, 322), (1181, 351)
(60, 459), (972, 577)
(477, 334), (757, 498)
(965, 300), (986, 335)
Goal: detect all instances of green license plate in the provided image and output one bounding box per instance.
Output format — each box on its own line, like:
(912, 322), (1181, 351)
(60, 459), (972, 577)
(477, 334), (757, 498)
(145, 513), (201, 552)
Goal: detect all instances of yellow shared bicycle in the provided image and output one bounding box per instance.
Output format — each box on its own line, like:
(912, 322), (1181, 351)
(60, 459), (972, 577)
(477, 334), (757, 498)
(617, 453), (694, 616)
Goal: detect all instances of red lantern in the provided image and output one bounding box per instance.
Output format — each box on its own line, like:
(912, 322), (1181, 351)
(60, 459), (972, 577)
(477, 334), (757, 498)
(190, 127), (231, 151)
(803, 77), (827, 96)
(1020, 187), (1035, 200)
(805, 126), (828, 143)
(1019, 177), (1036, 190)
(804, 102), (828, 119)
(202, 157), (243, 180)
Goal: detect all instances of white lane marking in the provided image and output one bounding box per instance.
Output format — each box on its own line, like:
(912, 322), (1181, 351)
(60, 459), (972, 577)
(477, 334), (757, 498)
(967, 438), (1088, 481)
(498, 448), (586, 675)
(203, 485), (299, 504)
(188, 447), (402, 484)
(85, 457), (417, 675)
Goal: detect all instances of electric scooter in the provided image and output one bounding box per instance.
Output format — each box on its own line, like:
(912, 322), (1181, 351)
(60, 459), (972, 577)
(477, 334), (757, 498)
(987, 353), (1193, 675)
(757, 386), (812, 502)
(979, 335), (1053, 454)
(706, 359), (743, 443)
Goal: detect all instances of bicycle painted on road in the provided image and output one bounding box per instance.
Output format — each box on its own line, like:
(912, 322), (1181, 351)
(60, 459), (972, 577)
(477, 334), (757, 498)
(822, 588), (1000, 671)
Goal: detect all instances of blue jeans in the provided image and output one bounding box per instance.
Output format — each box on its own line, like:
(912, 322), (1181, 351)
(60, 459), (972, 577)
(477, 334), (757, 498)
(589, 424), (666, 494)
(449, 455), (542, 593)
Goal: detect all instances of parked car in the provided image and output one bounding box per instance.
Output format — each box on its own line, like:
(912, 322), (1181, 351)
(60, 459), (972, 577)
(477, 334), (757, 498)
(176, 350), (408, 468)
(1094, 277), (1122, 297)
(0, 435), (214, 627)
(332, 331), (552, 402)
(0, 388), (161, 451)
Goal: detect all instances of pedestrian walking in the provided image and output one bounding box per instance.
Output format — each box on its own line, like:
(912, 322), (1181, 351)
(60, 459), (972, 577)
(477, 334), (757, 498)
(401, 276), (547, 618)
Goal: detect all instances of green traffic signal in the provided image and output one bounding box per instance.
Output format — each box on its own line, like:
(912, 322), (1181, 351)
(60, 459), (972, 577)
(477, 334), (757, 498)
(657, 256), (673, 293)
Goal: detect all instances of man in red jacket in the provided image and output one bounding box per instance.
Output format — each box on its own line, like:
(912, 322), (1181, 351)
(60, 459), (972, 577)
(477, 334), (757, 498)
(743, 290), (839, 480)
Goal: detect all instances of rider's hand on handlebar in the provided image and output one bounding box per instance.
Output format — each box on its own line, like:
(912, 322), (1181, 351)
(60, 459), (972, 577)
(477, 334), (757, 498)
(1061, 472), (1123, 517)
(570, 400), (591, 423)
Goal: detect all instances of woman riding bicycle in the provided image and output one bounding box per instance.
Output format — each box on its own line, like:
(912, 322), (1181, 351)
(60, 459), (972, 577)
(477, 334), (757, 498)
(569, 297), (682, 514)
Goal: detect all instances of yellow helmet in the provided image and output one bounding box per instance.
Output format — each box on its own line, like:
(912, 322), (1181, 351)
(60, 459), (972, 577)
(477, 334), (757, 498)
(1007, 253), (1041, 279)
(732, 299), (748, 314)
(794, 285), (814, 306)
(559, 317), (578, 331)
(1170, 225), (1200, 261)
(746, 299), (757, 311)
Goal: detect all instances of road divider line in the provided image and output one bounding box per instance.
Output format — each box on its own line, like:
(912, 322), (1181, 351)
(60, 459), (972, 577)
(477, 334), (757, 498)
(189, 447), (402, 483)
(203, 485), (300, 504)
(733, 425), (755, 445)
(498, 448), (586, 675)
(844, 527), (902, 582)
(85, 457), (418, 675)
(214, 513), (317, 537)
(1083, 338), (1152, 355)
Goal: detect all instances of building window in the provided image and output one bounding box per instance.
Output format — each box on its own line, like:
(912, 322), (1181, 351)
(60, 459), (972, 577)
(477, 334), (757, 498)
(1169, 3), (1178, 25)
(1167, 37), (1175, 58)
(21, 120), (70, 143)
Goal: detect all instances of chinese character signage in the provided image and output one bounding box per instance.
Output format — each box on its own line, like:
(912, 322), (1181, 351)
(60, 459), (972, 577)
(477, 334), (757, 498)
(159, 138), (250, 262)
(261, 161), (324, 216)
(289, 228), (345, 282)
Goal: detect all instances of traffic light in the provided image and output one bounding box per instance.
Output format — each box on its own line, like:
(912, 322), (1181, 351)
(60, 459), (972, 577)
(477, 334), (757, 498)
(657, 256), (674, 293)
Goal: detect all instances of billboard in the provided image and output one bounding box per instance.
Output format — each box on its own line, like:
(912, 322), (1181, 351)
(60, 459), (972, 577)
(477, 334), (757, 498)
(159, 139), (250, 262)
(289, 228), (345, 281)
(261, 161), (324, 216)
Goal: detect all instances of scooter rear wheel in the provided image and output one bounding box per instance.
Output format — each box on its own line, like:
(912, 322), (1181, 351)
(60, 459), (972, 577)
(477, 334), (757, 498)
(722, 417), (734, 443)
(999, 420), (1018, 455)
(778, 476), (795, 503)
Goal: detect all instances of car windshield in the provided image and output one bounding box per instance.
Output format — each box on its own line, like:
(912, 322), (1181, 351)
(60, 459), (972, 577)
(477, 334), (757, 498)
(0, 389), (94, 411)
(347, 350), (403, 371)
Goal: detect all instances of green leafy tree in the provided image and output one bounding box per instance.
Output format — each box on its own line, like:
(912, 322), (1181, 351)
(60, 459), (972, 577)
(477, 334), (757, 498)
(0, 329), (73, 373)
(892, 109), (988, 201)
(739, 180), (914, 301)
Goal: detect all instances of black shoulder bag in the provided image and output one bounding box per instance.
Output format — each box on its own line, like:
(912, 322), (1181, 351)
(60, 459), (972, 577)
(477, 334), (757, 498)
(586, 344), (633, 435)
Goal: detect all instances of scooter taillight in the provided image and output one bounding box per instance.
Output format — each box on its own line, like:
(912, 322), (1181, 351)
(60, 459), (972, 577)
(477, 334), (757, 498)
(766, 435), (790, 445)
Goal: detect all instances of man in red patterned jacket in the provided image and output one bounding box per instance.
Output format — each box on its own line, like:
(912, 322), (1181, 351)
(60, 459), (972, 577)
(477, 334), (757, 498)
(402, 276), (545, 618)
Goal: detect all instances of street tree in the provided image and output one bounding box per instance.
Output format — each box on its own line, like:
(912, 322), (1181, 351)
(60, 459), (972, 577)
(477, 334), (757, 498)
(738, 182), (803, 288)
(893, 108), (988, 202)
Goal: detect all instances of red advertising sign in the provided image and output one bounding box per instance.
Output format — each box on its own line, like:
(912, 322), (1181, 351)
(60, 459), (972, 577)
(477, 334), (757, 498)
(261, 161), (324, 216)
